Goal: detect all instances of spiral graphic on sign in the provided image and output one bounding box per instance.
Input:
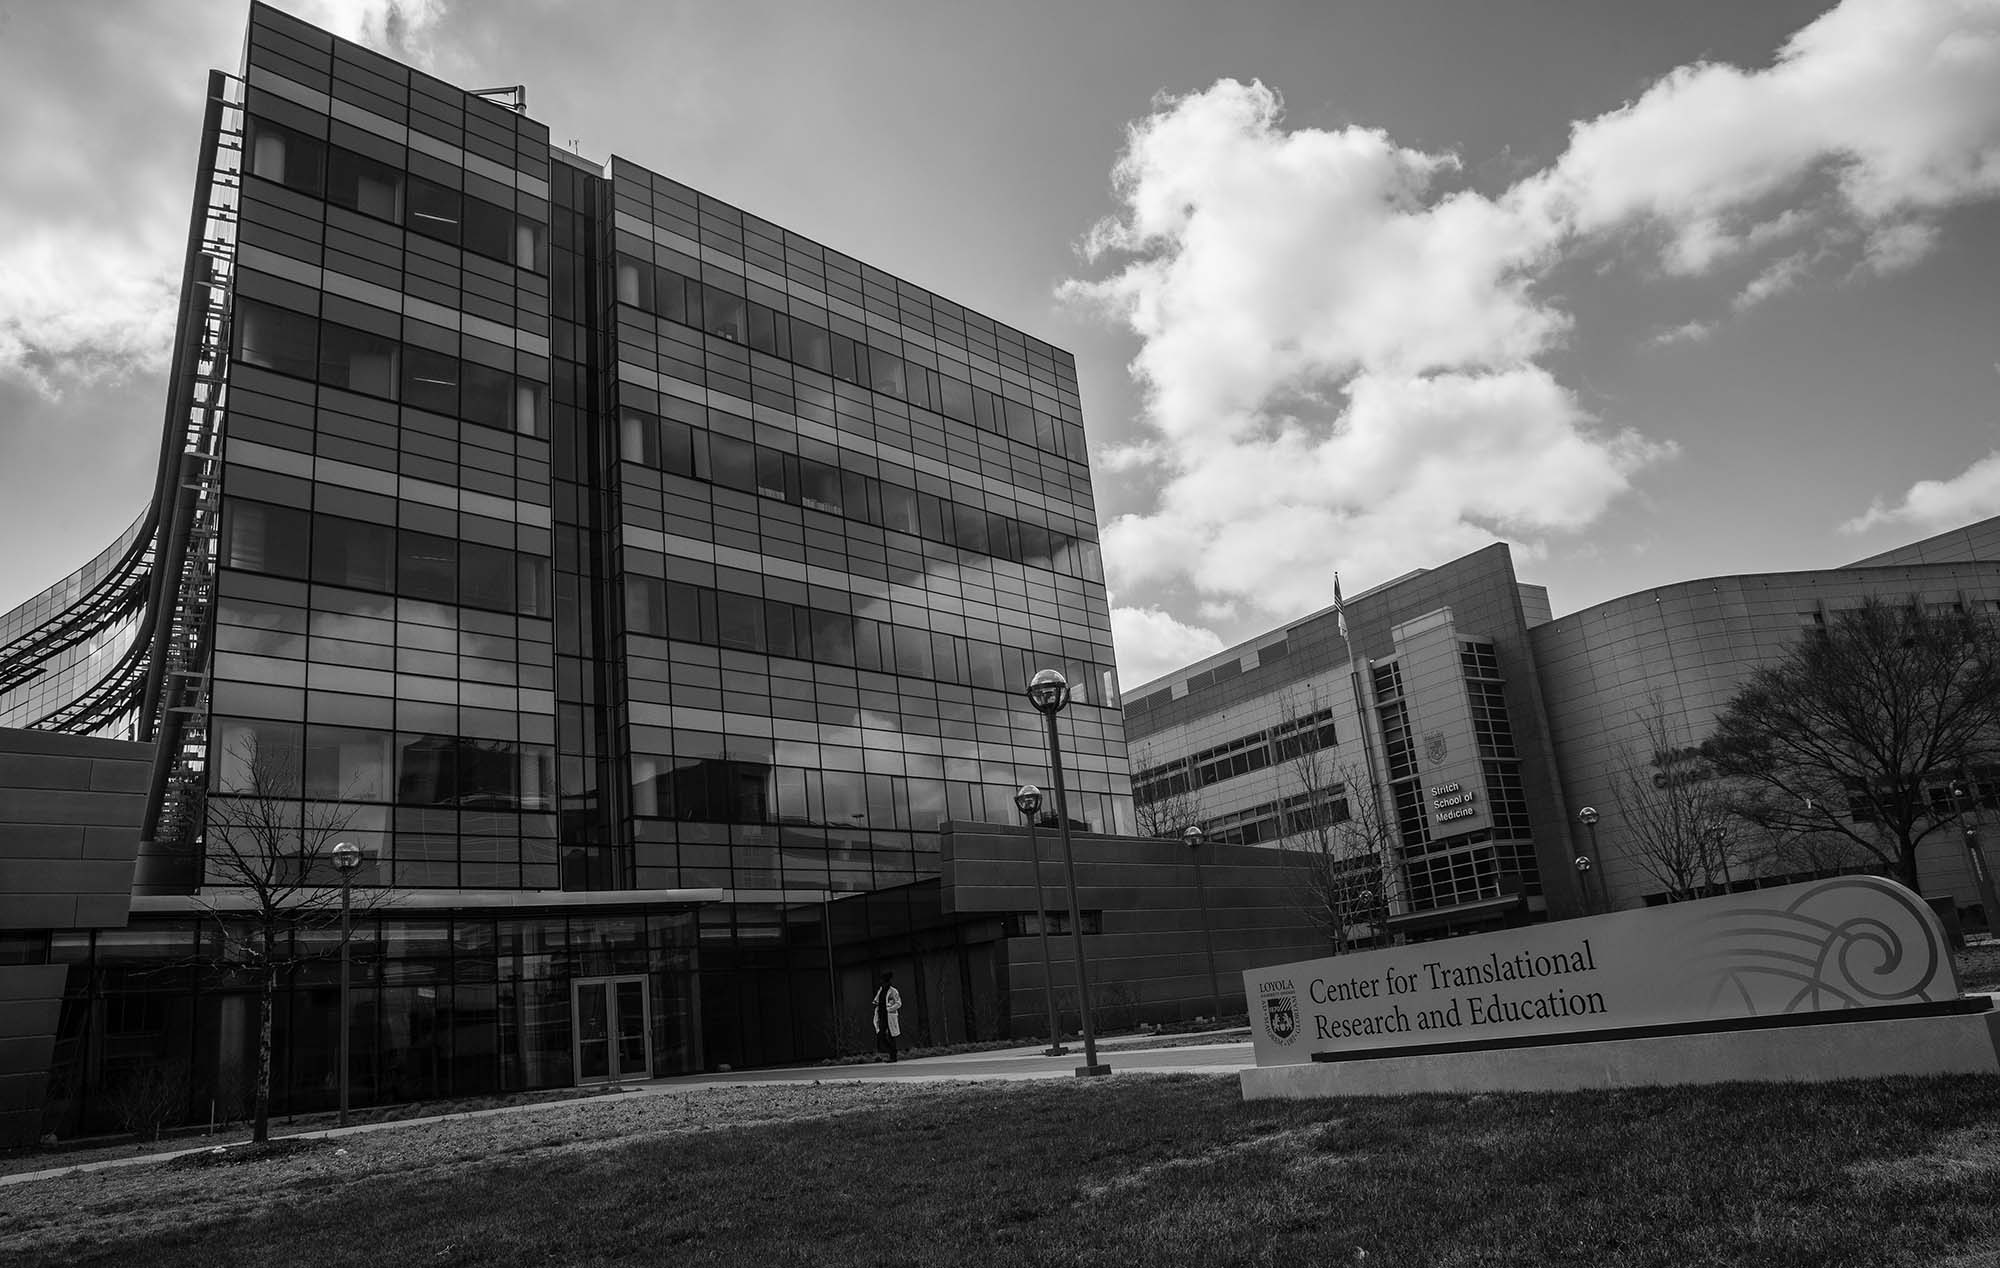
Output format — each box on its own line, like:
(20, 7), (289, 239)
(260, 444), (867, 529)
(1686, 877), (1948, 1016)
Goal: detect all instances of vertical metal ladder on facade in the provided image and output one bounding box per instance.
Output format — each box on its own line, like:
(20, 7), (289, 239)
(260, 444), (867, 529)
(147, 72), (244, 862)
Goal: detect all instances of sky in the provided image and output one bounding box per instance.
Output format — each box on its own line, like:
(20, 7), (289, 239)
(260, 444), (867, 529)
(3, 0), (1999, 691)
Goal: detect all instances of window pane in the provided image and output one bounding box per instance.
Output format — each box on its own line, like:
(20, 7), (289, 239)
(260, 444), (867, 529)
(306, 725), (393, 801)
(235, 299), (318, 380)
(939, 376), (973, 422)
(463, 196), (513, 262)
(514, 380), (546, 438)
(658, 418), (694, 478)
(709, 434), (755, 493)
(398, 531), (457, 603)
(319, 323), (400, 397)
(407, 176), (462, 244)
(402, 347), (459, 415)
(799, 459), (841, 514)
(311, 514), (395, 591)
(462, 363), (512, 430)
(460, 542), (516, 612)
(328, 147), (403, 220)
(625, 575), (666, 636)
(247, 116), (324, 195)
(879, 484), (918, 535)
(620, 408), (657, 466)
(869, 351), (907, 399)
(223, 499), (311, 579)
(212, 717), (304, 793)
(704, 289), (745, 342)
(791, 319), (830, 372)
(517, 555), (551, 618)
(715, 591), (764, 651)
(747, 305), (778, 355)
(616, 255), (652, 309)
(396, 732), (458, 805)
(515, 218), (548, 273)
(655, 269), (686, 324)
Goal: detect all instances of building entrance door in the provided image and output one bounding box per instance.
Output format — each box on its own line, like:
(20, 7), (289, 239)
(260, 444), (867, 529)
(571, 976), (652, 1084)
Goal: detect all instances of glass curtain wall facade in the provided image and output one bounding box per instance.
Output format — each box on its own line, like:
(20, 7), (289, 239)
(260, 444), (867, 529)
(19, 1), (1129, 1128)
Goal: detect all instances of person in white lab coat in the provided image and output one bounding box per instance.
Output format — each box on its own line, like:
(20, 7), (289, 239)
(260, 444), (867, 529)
(872, 971), (902, 1062)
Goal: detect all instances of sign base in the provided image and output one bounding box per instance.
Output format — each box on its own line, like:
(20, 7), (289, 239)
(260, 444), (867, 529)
(1241, 1007), (2000, 1100)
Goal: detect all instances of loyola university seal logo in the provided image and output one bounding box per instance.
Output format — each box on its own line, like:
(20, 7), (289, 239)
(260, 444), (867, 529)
(1260, 979), (1298, 1045)
(1424, 731), (1449, 766)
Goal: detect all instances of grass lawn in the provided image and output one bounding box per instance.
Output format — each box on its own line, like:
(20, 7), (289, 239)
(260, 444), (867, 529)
(10, 1074), (2000, 1267)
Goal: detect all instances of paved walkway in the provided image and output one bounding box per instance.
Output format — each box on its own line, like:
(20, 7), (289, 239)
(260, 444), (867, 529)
(659, 1031), (1255, 1087)
(0, 1030), (1254, 1188)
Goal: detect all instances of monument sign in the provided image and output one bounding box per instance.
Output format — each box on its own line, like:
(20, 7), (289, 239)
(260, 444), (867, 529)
(1248, 875), (1968, 1068)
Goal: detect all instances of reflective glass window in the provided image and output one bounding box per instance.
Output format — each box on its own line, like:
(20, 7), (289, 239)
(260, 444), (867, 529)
(625, 575), (666, 636)
(246, 115), (324, 195)
(235, 299), (317, 380)
(396, 732), (458, 805)
(306, 724), (393, 801)
(658, 417), (695, 478)
(319, 323), (400, 398)
(517, 556), (551, 618)
(398, 531), (457, 603)
(704, 288), (746, 342)
(463, 195), (513, 263)
(311, 514), (395, 592)
(407, 175), (462, 244)
(223, 499), (310, 580)
(515, 218), (548, 273)
(715, 591), (764, 651)
(462, 362), (513, 431)
(461, 542), (516, 612)
(402, 346), (459, 415)
(709, 434), (755, 493)
(790, 319), (830, 372)
(615, 255), (652, 308)
(328, 147), (403, 220)
(211, 717), (305, 793)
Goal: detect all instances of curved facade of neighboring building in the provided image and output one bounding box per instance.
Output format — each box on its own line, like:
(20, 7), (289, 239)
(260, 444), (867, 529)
(1122, 512), (2000, 932)
(1527, 515), (2000, 912)
(0, 513), (154, 736)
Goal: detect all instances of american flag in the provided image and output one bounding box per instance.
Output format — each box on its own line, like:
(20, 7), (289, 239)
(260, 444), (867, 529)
(1333, 572), (1348, 642)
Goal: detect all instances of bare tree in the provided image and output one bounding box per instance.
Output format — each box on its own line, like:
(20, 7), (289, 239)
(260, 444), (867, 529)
(198, 729), (385, 1142)
(1708, 598), (2000, 890)
(1281, 693), (1391, 951)
(1611, 694), (1736, 901)
(1132, 745), (1204, 839)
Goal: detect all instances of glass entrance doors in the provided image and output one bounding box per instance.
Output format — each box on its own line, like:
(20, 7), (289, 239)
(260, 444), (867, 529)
(571, 976), (652, 1084)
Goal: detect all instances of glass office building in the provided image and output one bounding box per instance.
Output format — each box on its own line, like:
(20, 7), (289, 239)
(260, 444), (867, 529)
(2, 3), (1128, 1131)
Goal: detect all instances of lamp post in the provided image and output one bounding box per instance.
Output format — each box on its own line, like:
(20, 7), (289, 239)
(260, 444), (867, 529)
(1014, 784), (1067, 1056)
(1951, 780), (2000, 937)
(1575, 807), (1601, 915)
(330, 839), (361, 1127)
(1183, 823), (1221, 1021)
(1026, 668), (1109, 1077)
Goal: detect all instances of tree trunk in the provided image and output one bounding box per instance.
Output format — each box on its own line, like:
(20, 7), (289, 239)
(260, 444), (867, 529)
(1898, 842), (1924, 894)
(254, 927), (276, 1143)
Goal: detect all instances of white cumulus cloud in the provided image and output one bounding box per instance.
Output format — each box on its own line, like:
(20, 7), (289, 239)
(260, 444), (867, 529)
(1111, 606), (1228, 692)
(1069, 0), (2000, 676)
(1844, 451), (2000, 534)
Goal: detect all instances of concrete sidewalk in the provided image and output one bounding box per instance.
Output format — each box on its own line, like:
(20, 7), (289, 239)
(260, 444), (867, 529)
(656, 1033), (1255, 1088)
